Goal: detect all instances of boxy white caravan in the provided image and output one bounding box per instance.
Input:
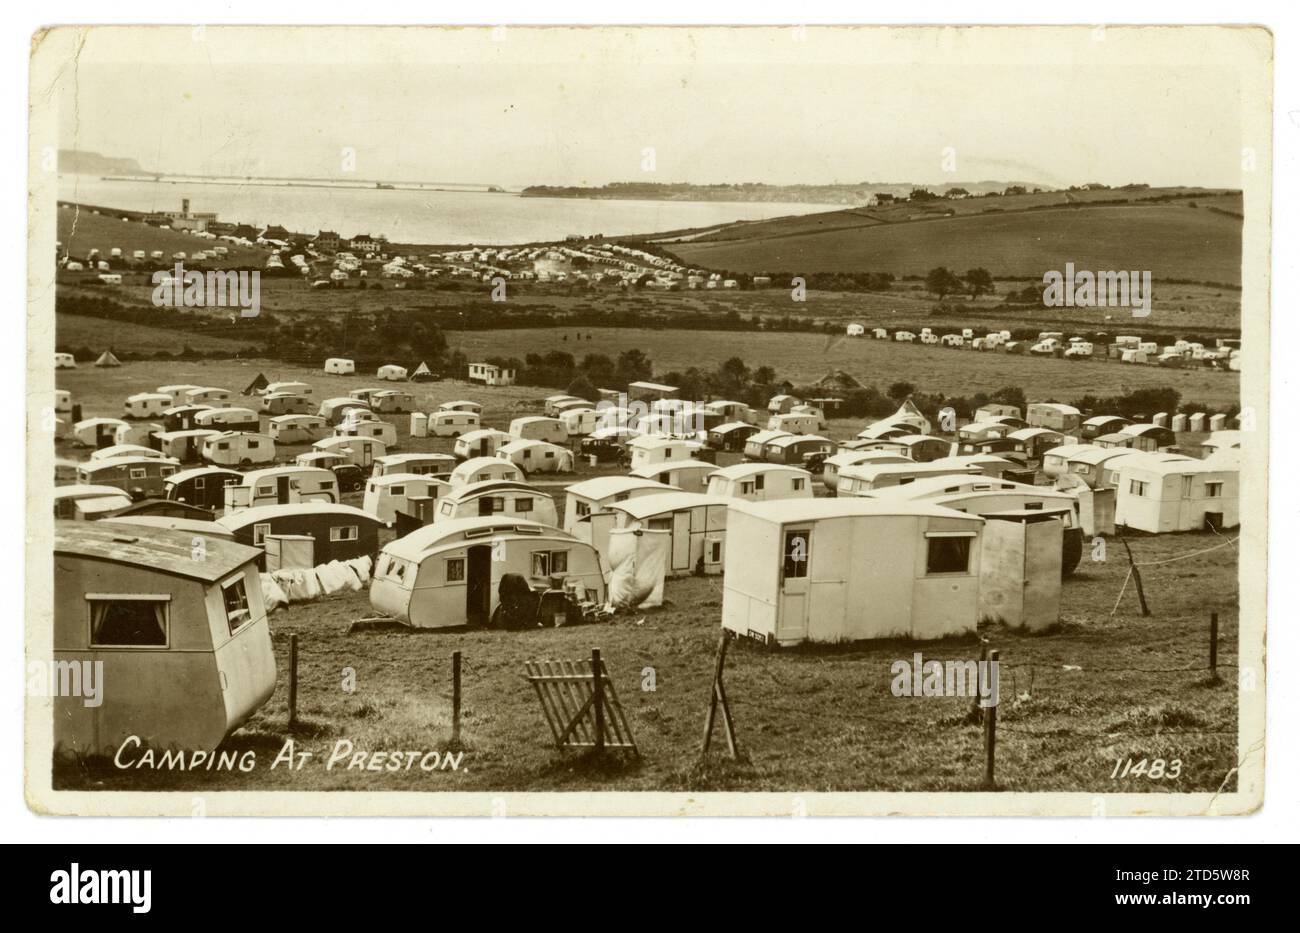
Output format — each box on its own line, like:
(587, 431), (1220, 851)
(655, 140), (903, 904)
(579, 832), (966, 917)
(202, 432), (276, 467)
(226, 466), (340, 510)
(370, 517), (607, 628)
(363, 473), (451, 525)
(74, 418), (129, 448)
(123, 393), (171, 419)
(319, 397), (373, 425)
(53, 485), (134, 520)
(324, 357), (355, 375)
(437, 400), (482, 414)
(336, 418), (399, 448)
(1114, 458), (1238, 533)
(429, 409), (481, 437)
(76, 456), (180, 498)
(449, 456), (525, 489)
(372, 453), (457, 478)
(628, 435), (703, 469)
(707, 463), (813, 502)
(267, 414), (329, 445)
(154, 429), (220, 464)
(376, 364), (408, 381)
(454, 429), (513, 460)
(264, 381), (312, 397)
(53, 521), (276, 754)
(158, 384), (202, 405)
(370, 390), (414, 413)
(821, 451), (911, 493)
(508, 416), (569, 446)
(544, 394), (584, 417)
(261, 393), (314, 416)
(1040, 444), (1097, 478)
(560, 407), (604, 437)
(721, 499), (983, 645)
(497, 439), (575, 474)
(837, 461), (983, 496)
(312, 435), (386, 468)
(630, 459), (718, 493)
(766, 412), (821, 435)
(607, 492), (729, 577)
(184, 387), (233, 407)
(194, 407), (261, 433)
(435, 480), (558, 526)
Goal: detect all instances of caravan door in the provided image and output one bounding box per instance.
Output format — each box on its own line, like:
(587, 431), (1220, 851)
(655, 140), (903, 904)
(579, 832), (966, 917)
(776, 528), (811, 643)
(466, 544), (493, 626)
(671, 511), (692, 572)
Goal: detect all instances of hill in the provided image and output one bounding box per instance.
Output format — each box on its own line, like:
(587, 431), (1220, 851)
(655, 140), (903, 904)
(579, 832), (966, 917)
(658, 188), (1243, 285)
(55, 205), (267, 268)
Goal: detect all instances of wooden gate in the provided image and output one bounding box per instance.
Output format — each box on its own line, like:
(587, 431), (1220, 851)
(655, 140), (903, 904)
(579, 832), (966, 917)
(525, 649), (638, 754)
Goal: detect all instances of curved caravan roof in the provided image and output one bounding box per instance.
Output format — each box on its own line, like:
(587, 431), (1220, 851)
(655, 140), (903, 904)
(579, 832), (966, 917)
(216, 502), (378, 533)
(765, 433), (832, 450)
(450, 457), (525, 485)
(869, 474), (1053, 501)
(383, 517), (578, 563)
(628, 435), (701, 451)
(710, 461), (811, 481)
(729, 497), (982, 525)
(458, 428), (512, 444)
(1007, 427), (1064, 442)
(440, 478), (551, 504)
(607, 491), (731, 520)
(743, 429), (791, 447)
(166, 466), (241, 484)
(498, 438), (568, 456)
(1065, 446), (1140, 467)
(437, 400), (482, 412)
(710, 421), (757, 435)
(825, 450), (910, 469)
(367, 471), (450, 491)
(565, 475), (676, 500)
(856, 419), (912, 440)
(1031, 403), (1081, 415)
(90, 444), (165, 461)
(1042, 443), (1098, 461)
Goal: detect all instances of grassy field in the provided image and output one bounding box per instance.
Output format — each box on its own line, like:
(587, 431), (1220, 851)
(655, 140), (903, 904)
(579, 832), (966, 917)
(54, 530), (1239, 794)
(668, 201), (1244, 285)
(56, 313), (256, 355)
(48, 358), (1240, 794)
(445, 327), (1241, 408)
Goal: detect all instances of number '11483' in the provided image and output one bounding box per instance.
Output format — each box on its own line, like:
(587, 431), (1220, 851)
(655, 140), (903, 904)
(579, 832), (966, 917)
(1110, 758), (1181, 780)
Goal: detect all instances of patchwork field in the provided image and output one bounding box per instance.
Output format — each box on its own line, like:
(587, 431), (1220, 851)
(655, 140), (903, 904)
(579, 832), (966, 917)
(54, 531), (1240, 795)
(55, 204), (267, 268)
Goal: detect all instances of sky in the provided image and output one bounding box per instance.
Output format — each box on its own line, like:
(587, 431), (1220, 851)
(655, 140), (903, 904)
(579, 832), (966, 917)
(52, 27), (1250, 189)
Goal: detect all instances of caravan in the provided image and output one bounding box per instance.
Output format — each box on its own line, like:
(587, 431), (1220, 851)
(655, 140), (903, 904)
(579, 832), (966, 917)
(202, 432), (276, 467)
(312, 435), (387, 468)
(363, 474), (452, 525)
(721, 500), (983, 645)
(370, 518), (607, 629)
(261, 393), (314, 416)
(76, 456), (179, 498)
(429, 409), (481, 437)
(52, 522), (276, 754)
(707, 463), (813, 502)
(449, 456), (525, 488)
(372, 452), (456, 478)
(436, 480), (558, 526)
(607, 492), (729, 577)
(837, 461), (983, 496)
(509, 416), (571, 446)
(123, 393), (171, 419)
(194, 407), (261, 433)
(496, 439), (575, 474)
(454, 428), (514, 460)
(267, 414), (330, 445)
(165, 467), (243, 510)
(216, 502), (383, 563)
(630, 459), (718, 494)
(225, 466), (340, 510)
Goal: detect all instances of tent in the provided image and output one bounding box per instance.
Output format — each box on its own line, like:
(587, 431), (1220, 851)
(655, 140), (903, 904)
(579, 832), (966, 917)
(243, 372), (270, 395)
(94, 350), (122, 368)
(410, 361), (436, 382)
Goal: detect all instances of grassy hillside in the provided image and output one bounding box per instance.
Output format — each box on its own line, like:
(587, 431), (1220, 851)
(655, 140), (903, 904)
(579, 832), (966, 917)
(55, 205), (267, 267)
(665, 191), (1243, 285)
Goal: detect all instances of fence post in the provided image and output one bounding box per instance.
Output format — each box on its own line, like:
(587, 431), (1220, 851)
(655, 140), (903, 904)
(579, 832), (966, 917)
(1209, 612), (1219, 681)
(451, 650), (462, 743)
(982, 649), (999, 790)
(970, 637), (990, 720)
(288, 633), (299, 729)
(591, 648), (605, 753)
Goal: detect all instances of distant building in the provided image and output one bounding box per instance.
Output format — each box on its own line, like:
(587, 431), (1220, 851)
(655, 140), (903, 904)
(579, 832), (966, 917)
(350, 233), (388, 253)
(260, 225), (294, 242)
(467, 363), (516, 387)
(314, 230), (341, 252)
(151, 198), (218, 232)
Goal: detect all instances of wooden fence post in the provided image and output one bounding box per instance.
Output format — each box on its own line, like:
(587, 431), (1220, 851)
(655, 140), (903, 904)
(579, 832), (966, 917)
(451, 650), (462, 742)
(288, 633), (299, 729)
(970, 637), (990, 719)
(702, 630), (739, 759)
(591, 648), (605, 753)
(1209, 612), (1219, 681)
(982, 649), (999, 790)
(1116, 526), (1150, 616)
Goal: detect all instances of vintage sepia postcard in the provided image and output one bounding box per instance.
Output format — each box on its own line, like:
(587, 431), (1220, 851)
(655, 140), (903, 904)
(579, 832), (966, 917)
(25, 24), (1271, 817)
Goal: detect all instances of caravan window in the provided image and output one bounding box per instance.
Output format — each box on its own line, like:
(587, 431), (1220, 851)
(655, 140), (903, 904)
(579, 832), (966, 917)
(575, 501), (591, 517)
(1129, 480), (1149, 497)
(648, 517), (672, 531)
(1206, 482), (1223, 497)
(514, 498), (533, 513)
(129, 468), (147, 480)
(531, 550), (569, 577)
(925, 535), (972, 575)
(222, 578), (252, 634)
(445, 558), (465, 583)
(88, 597), (169, 648)
(782, 531), (809, 580)
(755, 474), (765, 491)
(389, 485), (405, 497)
(791, 478), (805, 491)
(330, 525), (359, 542)
(252, 523), (271, 545)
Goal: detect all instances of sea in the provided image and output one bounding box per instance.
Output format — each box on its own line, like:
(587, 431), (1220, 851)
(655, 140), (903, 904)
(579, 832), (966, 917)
(57, 175), (839, 246)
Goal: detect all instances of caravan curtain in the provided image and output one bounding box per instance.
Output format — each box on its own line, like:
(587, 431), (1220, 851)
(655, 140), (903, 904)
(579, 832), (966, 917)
(89, 599), (167, 647)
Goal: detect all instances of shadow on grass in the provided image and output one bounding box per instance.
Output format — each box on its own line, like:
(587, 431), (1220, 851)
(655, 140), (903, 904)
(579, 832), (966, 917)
(533, 747), (644, 783)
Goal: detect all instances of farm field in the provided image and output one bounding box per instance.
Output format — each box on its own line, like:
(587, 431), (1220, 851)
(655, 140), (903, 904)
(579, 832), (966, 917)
(667, 202), (1244, 285)
(54, 529), (1240, 795)
(445, 327), (1241, 408)
(56, 313), (256, 356)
